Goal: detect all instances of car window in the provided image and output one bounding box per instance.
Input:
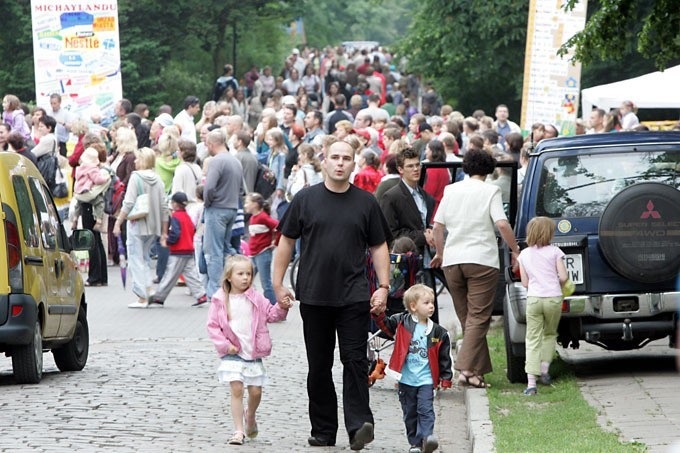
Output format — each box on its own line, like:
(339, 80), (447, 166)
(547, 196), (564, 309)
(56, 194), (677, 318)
(28, 178), (59, 250)
(12, 175), (41, 248)
(536, 151), (680, 218)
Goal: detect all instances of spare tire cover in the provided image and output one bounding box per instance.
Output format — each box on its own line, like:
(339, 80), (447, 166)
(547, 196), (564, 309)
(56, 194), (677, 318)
(598, 182), (680, 283)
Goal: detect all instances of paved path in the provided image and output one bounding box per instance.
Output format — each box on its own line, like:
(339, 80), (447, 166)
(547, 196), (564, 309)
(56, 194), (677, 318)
(0, 264), (472, 452)
(560, 341), (680, 452)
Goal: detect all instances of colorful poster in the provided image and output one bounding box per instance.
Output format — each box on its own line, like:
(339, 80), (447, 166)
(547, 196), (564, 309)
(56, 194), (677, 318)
(520, 0), (587, 136)
(31, 0), (122, 119)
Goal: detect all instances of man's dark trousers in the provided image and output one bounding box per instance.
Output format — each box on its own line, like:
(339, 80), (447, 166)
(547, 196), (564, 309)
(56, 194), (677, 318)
(300, 301), (374, 443)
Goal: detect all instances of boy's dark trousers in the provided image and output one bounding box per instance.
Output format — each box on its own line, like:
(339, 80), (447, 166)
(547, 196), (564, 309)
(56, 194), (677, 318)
(300, 301), (374, 444)
(398, 382), (435, 447)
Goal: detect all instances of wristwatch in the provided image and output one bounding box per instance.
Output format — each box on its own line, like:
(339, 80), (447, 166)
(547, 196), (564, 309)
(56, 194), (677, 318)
(378, 284), (390, 290)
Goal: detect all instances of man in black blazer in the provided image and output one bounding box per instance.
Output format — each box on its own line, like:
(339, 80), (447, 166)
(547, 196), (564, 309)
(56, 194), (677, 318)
(380, 147), (447, 322)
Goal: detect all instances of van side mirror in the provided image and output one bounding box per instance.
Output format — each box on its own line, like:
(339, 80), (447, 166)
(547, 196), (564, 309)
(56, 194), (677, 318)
(70, 229), (94, 251)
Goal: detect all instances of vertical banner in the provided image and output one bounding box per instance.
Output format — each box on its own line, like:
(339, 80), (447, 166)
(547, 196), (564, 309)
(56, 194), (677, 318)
(31, 0), (122, 120)
(521, 0), (587, 136)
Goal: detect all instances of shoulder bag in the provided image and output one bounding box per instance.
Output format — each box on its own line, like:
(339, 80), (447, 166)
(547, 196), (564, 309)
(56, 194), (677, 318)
(127, 174), (150, 220)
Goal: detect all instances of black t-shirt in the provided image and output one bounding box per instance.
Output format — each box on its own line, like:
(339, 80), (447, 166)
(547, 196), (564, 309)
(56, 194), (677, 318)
(279, 183), (392, 306)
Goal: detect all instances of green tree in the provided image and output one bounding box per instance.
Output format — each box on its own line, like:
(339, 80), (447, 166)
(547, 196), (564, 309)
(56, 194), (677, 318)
(397, 0), (529, 115)
(0, 0), (35, 103)
(559, 0), (680, 70)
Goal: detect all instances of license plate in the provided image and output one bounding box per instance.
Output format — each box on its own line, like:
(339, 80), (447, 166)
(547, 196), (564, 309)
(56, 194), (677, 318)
(564, 254), (584, 285)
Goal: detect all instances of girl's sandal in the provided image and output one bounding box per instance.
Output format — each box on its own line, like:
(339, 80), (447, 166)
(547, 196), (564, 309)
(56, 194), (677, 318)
(228, 431), (245, 445)
(245, 411), (259, 438)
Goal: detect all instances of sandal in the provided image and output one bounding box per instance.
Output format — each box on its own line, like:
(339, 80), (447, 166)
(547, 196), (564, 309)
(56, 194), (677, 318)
(228, 431), (245, 445)
(244, 410), (258, 438)
(458, 373), (489, 389)
(523, 387), (538, 396)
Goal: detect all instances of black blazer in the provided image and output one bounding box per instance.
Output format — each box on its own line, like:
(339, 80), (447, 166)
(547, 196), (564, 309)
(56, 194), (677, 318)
(379, 180), (435, 253)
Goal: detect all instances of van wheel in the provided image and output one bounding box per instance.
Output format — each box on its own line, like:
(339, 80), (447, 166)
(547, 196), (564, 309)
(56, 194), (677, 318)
(503, 314), (526, 383)
(53, 309), (89, 372)
(12, 319), (43, 384)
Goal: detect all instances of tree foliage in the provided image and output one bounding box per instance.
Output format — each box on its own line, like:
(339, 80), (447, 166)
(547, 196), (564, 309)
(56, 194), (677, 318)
(558, 0), (680, 70)
(397, 0), (529, 116)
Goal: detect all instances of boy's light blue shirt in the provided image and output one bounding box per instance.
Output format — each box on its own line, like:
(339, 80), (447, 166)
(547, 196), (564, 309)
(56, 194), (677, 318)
(400, 322), (433, 386)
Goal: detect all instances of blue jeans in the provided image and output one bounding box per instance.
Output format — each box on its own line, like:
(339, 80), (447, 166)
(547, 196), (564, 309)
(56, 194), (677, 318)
(398, 383), (435, 447)
(204, 207), (237, 298)
(252, 248), (275, 304)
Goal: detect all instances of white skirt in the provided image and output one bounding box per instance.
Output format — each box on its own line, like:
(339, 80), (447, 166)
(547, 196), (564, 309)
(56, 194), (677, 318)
(217, 355), (268, 387)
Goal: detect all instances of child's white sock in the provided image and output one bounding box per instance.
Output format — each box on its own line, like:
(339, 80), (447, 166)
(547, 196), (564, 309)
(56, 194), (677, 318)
(540, 362), (550, 375)
(527, 374), (537, 388)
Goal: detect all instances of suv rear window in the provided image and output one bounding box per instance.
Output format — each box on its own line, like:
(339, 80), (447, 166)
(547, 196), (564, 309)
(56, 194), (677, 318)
(536, 151), (680, 218)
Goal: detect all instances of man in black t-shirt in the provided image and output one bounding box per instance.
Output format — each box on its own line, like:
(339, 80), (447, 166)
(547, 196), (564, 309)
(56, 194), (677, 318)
(273, 141), (391, 451)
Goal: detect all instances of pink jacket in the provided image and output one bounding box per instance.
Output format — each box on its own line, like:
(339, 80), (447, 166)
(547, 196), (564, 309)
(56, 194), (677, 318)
(207, 287), (288, 359)
(74, 163), (109, 194)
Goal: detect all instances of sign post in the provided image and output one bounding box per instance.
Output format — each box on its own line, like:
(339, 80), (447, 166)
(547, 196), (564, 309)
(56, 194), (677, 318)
(31, 1), (123, 120)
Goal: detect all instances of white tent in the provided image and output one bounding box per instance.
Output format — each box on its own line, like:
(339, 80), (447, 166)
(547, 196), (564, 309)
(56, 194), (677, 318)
(581, 64), (680, 117)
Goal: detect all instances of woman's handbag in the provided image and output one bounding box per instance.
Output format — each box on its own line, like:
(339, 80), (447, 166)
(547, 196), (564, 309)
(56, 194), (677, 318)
(127, 175), (150, 220)
(51, 164), (69, 199)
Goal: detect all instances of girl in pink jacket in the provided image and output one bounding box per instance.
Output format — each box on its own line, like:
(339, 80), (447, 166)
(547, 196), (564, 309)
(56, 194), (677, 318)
(207, 254), (292, 446)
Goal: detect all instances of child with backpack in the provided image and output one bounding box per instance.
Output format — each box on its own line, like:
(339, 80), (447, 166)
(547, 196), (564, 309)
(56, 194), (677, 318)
(149, 192), (207, 307)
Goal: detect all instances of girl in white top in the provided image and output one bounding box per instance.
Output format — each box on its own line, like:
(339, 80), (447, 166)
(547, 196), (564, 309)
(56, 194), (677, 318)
(286, 143), (323, 199)
(517, 216), (568, 396)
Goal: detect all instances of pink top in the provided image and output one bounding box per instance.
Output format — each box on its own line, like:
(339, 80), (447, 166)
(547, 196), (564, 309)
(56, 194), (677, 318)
(517, 245), (564, 297)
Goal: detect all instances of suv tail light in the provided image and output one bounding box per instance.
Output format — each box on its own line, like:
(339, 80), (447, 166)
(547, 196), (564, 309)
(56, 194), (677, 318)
(5, 219), (23, 292)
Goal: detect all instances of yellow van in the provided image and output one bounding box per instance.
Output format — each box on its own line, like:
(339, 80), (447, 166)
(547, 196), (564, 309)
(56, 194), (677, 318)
(0, 153), (93, 383)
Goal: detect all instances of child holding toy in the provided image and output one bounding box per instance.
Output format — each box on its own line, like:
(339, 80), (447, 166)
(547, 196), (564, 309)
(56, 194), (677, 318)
(373, 284), (452, 453)
(206, 254), (292, 445)
(517, 216), (569, 396)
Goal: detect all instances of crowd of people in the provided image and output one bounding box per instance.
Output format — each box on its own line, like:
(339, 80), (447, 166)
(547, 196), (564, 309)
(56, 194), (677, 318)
(1, 43), (676, 452)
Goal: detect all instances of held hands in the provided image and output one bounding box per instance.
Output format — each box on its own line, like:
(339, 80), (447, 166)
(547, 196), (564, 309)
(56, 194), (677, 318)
(277, 295), (294, 310)
(275, 286), (294, 309)
(370, 287), (389, 314)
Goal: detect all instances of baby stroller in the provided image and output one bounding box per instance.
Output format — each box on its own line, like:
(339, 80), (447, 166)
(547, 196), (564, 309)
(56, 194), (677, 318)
(365, 251), (423, 386)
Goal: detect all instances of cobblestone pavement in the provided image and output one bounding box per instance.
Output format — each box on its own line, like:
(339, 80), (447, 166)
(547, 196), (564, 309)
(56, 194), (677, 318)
(0, 265), (471, 452)
(560, 342), (680, 453)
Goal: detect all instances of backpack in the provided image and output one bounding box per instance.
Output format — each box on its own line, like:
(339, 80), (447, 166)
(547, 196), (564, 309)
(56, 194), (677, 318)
(253, 163), (276, 200)
(104, 171), (126, 215)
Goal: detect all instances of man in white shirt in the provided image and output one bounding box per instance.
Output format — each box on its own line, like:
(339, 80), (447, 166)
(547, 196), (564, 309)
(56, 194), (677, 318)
(174, 96), (200, 144)
(47, 93), (73, 156)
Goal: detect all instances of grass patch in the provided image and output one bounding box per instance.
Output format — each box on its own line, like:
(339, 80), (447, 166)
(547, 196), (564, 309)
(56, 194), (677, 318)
(485, 325), (646, 452)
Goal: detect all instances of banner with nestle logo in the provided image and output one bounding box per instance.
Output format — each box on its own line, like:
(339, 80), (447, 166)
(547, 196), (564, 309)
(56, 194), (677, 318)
(31, 0), (122, 120)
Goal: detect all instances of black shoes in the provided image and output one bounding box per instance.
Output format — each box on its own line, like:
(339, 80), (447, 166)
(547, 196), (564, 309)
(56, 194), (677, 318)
(307, 436), (335, 447)
(350, 422), (374, 451)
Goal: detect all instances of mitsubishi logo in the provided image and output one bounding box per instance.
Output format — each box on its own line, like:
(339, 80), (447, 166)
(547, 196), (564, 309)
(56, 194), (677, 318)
(640, 200), (661, 219)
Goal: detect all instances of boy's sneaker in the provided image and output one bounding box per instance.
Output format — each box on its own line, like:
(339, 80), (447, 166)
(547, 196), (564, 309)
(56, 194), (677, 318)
(349, 422), (374, 451)
(192, 295), (208, 306)
(422, 435), (438, 453)
(409, 447), (422, 453)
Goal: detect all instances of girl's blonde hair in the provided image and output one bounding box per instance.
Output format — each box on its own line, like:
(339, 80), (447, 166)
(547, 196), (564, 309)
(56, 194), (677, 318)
(220, 255), (254, 320)
(297, 143), (322, 172)
(246, 192), (271, 215)
(3, 94), (21, 111)
(70, 117), (89, 136)
(526, 216), (556, 247)
(402, 284), (434, 312)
